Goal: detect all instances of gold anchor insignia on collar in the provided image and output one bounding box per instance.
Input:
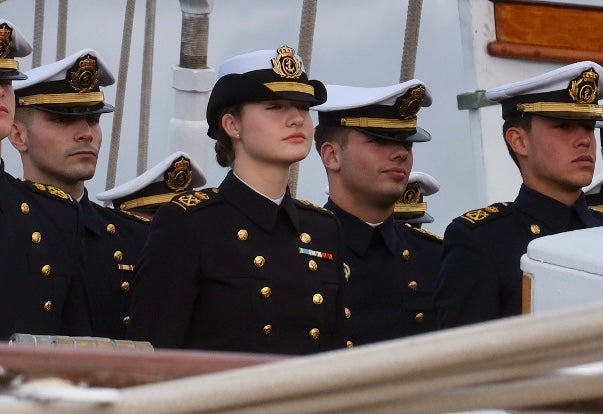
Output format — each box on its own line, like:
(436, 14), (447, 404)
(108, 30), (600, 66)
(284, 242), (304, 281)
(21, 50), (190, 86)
(569, 69), (599, 104)
(69, 54), (100, 93)
(396, 84), (426, 119)
(166, 156), (192, 192)
(271, 45), (303, 79)
(0, 23), (13, 59)
(33, 183), (73, 201)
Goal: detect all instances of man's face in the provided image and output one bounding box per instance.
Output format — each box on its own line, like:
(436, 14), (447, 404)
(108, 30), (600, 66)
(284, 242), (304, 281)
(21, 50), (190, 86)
(15, 109), (102, 187)
(331, 129), (413, 209)
(0, 81), (15, 138)
(522, 115), (596, 195)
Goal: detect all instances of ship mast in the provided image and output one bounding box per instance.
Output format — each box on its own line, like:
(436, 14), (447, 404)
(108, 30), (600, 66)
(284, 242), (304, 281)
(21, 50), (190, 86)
(169, 0), (215, 177)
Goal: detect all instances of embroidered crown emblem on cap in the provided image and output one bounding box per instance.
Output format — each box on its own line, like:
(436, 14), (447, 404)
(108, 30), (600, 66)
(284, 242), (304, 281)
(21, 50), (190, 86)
(0, 23), (13, 59)
(69, 54), (100, 93)
(569, 68), (598, 104)
(271, 45), (303, 79)
(396, 84), (426, 119)
(166, 156), (193, 192)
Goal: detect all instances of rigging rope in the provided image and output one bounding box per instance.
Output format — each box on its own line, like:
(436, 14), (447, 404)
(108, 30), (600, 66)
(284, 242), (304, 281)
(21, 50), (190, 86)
(32, 0), (44, 68)
(56, 0), (68, 60)
(291, 0), (317, 198)
(137, 0), (156, 175)
(105, 0), (136, 191)
(400, 0), (423, 82)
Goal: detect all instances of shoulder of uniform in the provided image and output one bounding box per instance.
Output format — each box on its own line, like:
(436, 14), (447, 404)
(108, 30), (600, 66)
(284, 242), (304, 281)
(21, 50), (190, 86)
(107, 206), (151, 223)
(29, 182), (75, 203)
(169, 188), (222, 212)
(455, 202), (513, 228)
(295, 199), (335, 217)
(403, 223), (443, 242)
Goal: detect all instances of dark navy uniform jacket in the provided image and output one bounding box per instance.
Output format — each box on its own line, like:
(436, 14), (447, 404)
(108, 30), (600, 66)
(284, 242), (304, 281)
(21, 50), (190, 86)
(79, 190), (149, 339)
(325, 200), (441, 347)
(0, 162), (91, 340)
(435, 184), (603, 328)
(128, 171), (346, 354)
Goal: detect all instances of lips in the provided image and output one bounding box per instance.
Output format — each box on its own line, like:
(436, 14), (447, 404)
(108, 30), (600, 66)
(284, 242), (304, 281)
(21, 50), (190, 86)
(573, 155), (594, 164)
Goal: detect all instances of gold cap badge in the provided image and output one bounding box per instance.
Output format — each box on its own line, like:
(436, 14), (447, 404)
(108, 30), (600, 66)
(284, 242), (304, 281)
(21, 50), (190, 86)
(396, 84), (426, 119)
(165, 156), (193, 192)
(569, 69), (599, 104)
(69, 54), (100, 93)
(0, 23), (13, 59)
(271, 45), (303, 79)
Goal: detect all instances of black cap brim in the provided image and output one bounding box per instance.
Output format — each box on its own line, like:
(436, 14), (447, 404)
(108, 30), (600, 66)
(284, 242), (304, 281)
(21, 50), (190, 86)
(0, 69), (27, 81)
(357, 126), (432, 143)
(29, 102), (114, 116)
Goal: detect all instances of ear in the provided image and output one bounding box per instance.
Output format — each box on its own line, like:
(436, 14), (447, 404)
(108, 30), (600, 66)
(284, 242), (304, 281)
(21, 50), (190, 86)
(320, 141), (343, 172)
(8, 121), (28, 153)
(221, 113), (241, 141)
(505, 125), (529, 159)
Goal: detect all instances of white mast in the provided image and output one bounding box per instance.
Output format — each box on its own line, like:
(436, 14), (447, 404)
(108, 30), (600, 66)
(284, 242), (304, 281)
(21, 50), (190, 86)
(170, 0), (215, 173)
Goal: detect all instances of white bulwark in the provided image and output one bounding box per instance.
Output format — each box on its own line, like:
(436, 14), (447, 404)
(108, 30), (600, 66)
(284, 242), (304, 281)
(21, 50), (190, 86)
(522, 227), (603, 314)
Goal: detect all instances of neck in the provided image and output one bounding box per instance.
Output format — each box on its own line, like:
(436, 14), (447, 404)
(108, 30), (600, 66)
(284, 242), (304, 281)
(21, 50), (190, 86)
(329, 187), (394, 224)
(23, 170), (85, 200)
(233, 160), (290, 199)
(522, 180), (581, 207)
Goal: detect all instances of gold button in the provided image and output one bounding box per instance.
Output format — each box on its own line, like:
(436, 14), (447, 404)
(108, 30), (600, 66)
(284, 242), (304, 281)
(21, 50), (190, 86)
(237, 229), (248, 241)
(20, 203), (29, 214)
(43, 301), (52, 311)
(308, 260), (318, 271)
(113, 250), (124, 263)
(415, 312), (425, 323)
(254, 256), (265, 268)
(121, 281), (131, 293)
(344, 308), (351, 318)
(402, 249), (410, 261)
(346, 340), (354, 348)
(31, 232), (42, 244)
(260, 286), (272, 298)
(530, 224), (541, 235)
(262, 324), (272, 335)
(313, 293), (324, 305)
(343, 263), (350, 281)
(408, 281), (418, 291)
(41, 265), (51, 277)
(212, 188), (219, 193)
(309, 328), (320, 340)
(106, 224), (116, 235)
(122, 316), (131, 326)
(300, 232), (311, 243)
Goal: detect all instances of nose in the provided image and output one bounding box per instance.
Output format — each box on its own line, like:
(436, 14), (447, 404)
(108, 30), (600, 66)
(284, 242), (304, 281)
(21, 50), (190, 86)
(75, 119), (95, 142)
(575, 125), (595, 147)
(390, 143), (411, 161)
(286, 105), (306, 127)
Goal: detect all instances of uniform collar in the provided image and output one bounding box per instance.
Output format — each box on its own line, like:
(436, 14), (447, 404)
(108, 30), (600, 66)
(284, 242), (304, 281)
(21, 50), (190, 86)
(219, 170), (300, 233)
(78, 188), (105, 235)
(514, 184), (598, 231)
(324, 199), (398, 256)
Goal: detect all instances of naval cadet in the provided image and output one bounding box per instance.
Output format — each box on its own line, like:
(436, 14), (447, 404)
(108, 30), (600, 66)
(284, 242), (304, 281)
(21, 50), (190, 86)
(394, 171), (440, 228)
(96, 151), (207, 221)
(0, 19), (90, 339)
(435, 61), (603, 328)
(313, 81), (442, 346)
(10, 49), (149, 340)
(128, 45), (346, 354)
